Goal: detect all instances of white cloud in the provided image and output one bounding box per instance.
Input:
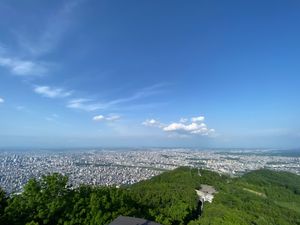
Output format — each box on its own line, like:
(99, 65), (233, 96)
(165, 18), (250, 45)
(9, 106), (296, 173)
(0, 56), (47, 76)
(142, 119), (163, 127)
(191, 116), (205, 122)
(34, 86), (72, 98)
(0, 97), (4, 103)
(164, 120), (214, 136)
(163, 123), (185, 131)
(93, 114), (121, 122)
(143, 115), (215, 136)
(93, 115), (105, 121)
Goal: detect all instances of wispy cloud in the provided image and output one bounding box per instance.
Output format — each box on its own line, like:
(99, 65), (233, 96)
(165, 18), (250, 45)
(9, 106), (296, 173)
(34, 85), (72, 98)
(17, 0), (83, 56)
(143, 115), (215, 137)
(67, 98), (107, 111)
(0, 97), (4, 103)
(0, 0), (83, 77)
(67, 83), (168, 111)
(109, 83), (167, 105)
(93, 114), (121, 122)
(0, 56), (47, 76)
(106, 115), (121, 121)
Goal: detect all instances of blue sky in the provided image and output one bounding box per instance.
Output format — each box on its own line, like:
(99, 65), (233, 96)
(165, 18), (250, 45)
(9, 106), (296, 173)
(0, 0), (300, 148)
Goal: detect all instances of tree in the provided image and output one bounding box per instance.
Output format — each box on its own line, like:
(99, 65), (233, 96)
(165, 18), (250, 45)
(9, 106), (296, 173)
(0, 187), (7, 224)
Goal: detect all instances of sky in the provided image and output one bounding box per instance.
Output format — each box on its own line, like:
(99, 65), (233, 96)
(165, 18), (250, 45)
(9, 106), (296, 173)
(0, 0), (300, 149)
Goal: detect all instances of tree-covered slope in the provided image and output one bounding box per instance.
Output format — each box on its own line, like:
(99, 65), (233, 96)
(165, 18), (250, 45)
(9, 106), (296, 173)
(128, 167), (228, 224)
(0, 167), (299, 225)
(192, 169), (300, 225)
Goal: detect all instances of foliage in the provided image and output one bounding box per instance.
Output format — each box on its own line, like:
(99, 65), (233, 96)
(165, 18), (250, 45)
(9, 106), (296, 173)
(0, 168), (299, 225)
(0, 187), (8, 224)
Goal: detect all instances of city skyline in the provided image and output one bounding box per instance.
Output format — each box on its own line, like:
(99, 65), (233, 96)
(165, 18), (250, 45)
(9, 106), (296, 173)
(1, 0), (300, 148)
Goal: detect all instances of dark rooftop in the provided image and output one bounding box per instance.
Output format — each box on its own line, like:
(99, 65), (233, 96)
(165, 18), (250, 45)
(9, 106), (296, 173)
(108, 216), (162, 225)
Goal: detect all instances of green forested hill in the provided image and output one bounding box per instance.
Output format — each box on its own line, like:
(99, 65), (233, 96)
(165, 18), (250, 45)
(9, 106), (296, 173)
(0, 167), (299, 225)
(196, 169), (300, 225)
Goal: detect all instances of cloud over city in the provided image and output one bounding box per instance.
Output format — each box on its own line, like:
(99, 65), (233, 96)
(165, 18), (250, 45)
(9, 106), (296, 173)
(143, 115), (215, 136)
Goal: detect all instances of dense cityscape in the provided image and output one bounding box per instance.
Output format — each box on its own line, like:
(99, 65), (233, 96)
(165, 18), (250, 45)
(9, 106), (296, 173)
(0, 148), (299, 194)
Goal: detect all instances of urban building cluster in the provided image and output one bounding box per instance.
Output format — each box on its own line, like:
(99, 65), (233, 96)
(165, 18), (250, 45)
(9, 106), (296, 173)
(0, 148), (299, 194)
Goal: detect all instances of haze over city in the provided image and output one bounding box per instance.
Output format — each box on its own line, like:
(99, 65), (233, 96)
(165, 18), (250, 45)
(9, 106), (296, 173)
(0, 0), (300, 149)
